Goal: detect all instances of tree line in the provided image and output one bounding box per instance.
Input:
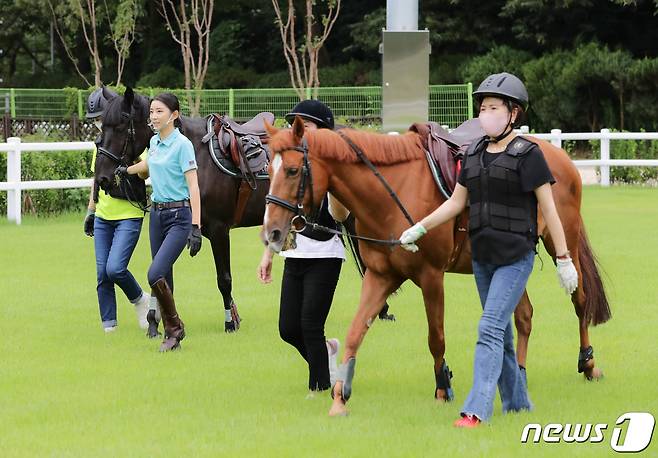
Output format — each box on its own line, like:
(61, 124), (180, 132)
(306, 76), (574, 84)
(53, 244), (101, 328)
(1, 0), (657, 131)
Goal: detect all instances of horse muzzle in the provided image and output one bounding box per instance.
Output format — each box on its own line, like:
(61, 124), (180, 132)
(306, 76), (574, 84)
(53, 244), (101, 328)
(97, 176), (111, 191)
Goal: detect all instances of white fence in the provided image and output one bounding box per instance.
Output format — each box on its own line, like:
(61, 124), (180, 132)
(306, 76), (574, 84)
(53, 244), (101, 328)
(2, 129), (658, 224)
(519, 127), (658, 187)
(0, 137), (95, 225)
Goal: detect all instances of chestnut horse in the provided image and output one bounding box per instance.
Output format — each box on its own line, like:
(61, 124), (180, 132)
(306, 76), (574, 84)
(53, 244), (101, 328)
(262, 117), (610, 416)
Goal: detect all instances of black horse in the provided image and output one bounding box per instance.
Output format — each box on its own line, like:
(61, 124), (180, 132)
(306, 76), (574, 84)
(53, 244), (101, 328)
(93, 87), (394, 333)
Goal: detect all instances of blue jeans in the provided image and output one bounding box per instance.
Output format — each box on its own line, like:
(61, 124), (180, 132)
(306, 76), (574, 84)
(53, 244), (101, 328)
(461, 250), (535, 422)
(94, 217), (144, 328)
(147, 207), (192, 289)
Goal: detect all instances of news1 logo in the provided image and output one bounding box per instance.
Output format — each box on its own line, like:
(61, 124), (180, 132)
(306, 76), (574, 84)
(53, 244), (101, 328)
(521, 412), (655, 452)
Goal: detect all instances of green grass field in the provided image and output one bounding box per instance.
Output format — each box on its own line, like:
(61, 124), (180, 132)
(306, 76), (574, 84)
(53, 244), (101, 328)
(1, 186), (657, 457)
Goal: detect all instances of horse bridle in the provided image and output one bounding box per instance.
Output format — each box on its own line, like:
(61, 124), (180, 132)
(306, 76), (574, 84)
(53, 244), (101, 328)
(95, 109), (149, 212)
(264, 138), (316, 233)
(96, 111), (136, 166)
(264, 134), (411, 246)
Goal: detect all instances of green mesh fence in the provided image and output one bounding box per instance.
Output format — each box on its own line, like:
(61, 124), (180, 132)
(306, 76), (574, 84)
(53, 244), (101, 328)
(3, 85), (473, 125)
(232, 88), (300, 120)
(429, 83), (473, 128)
(1, 88), (80, 119)
(316, 86), (382, 122)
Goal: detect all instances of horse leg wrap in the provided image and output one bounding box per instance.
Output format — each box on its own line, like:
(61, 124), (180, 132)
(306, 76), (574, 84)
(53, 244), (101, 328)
(519, 365), (528, 389)
(578, 345), (594, 375)
(435, 360), (454, 401)
(331, 357), (356, 402)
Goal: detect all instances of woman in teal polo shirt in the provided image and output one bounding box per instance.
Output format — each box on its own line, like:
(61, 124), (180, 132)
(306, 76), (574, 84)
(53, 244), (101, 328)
(118, 92), (202, 352)
(84, 87), (151, 333)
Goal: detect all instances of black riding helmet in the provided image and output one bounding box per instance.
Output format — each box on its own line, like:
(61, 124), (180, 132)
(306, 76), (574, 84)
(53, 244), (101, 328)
(285, 99), (335, 130)
(473, 72), (529, 111)
(86, 87), (117, 119)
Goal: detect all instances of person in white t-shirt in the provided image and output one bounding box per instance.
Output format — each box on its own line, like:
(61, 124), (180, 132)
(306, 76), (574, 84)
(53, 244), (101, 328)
(257, 100), (348, 397)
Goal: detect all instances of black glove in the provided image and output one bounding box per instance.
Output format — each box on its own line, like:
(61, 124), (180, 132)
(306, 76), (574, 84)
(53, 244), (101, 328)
(114, 165), (129, 178)
(187, 224), (202, 257)
(84, 209), (95, 237)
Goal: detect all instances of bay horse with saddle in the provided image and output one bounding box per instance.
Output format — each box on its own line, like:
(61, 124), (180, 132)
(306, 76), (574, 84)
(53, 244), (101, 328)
(262, 115), (611, 416)
(92, 87), (393, 333)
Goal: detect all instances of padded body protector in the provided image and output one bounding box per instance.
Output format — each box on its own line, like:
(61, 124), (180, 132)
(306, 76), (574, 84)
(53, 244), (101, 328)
(462, 136), (539, 264)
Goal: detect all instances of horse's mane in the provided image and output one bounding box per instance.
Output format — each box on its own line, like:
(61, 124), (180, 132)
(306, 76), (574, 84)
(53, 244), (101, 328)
(271, 128), (425, 165)
(103, 93), (150, 125)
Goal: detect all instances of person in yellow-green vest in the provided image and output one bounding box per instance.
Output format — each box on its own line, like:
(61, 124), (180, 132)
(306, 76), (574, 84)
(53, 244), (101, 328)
(84, 87), (151, 333)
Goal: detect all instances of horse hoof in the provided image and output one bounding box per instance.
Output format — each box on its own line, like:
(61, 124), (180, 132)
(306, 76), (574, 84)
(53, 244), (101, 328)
(435, 388), (453, 402)
(584, 367), (604, 381)
(147, 324), (161, 339)
(225, 320), (238, 333)
(378, 313), (396, 322)
(328, 401), (349, 417)
(159, 338), (181, 352)
(146, 310), (161, 338)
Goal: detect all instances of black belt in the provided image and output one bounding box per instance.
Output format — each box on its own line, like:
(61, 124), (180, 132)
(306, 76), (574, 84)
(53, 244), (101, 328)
(153, 200), (190, 211)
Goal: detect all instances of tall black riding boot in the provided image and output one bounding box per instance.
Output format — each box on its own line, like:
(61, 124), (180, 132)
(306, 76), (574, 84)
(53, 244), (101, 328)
(151, 278), (185, 352)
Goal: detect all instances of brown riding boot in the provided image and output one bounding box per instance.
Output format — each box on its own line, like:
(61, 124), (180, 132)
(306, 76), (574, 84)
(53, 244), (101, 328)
(151, 278), (185, 352)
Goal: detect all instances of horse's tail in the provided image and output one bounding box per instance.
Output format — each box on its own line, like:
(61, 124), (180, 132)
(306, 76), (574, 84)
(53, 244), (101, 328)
(577, 221), (612, 326)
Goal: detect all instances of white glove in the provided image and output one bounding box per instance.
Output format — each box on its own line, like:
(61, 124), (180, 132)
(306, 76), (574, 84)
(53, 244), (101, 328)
(399, 223), (427, 252)
(556, 257), (578, 294)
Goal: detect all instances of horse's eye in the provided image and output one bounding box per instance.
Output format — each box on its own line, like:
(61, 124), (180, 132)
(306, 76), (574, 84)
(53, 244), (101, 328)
(286, 167), (299, 177)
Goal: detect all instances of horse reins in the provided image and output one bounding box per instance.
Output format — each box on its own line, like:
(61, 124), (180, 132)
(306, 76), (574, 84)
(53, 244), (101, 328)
(265, 131), (416, 246)
(336, 131), (415, 227)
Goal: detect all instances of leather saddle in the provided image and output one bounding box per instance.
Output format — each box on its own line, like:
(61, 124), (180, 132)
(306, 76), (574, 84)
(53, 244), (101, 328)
(409, 118), (484, 198)
(202, 112), (274, 188)
(221, 112), (274, 136)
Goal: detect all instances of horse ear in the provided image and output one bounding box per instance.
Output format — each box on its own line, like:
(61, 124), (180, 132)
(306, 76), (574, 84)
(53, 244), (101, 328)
(264, 120), (278, 137)
(123, 86), (134, 109)
(292, 115), (305, 143)
(102, 86), (117, 101)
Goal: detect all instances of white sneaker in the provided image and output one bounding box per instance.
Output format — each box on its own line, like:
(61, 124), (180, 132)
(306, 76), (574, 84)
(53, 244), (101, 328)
(326, 338), (340, 387)
(134, 292), (150, 330)
(104, 325), (118, 333)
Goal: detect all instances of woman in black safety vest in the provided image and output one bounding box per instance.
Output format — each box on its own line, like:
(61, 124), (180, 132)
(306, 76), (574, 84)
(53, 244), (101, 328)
(399, 72), (578, 427)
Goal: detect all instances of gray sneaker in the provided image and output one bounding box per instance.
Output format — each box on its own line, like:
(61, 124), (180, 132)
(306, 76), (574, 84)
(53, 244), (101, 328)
(133, 292), (150, 330)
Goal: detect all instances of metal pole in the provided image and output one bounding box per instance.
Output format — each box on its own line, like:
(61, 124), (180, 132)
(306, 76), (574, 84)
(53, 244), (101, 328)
(78, 91), (84, 119)
(600, 128), (610, 186)
(10, 88), (16, 118)
(386, 0), (418, 30)
(7, 137), (22, 224)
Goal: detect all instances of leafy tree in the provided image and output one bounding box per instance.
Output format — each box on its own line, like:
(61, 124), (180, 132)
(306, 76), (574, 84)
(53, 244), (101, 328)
(271, 0), (342, 99)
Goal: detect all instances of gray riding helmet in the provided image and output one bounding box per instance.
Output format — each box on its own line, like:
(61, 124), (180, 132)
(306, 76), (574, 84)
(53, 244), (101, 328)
(473, 72), (529, 111)
(86, 87), (117, 119)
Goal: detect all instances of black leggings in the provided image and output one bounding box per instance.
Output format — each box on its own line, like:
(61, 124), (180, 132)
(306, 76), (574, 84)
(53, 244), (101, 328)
(279, 257), (342, 391)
